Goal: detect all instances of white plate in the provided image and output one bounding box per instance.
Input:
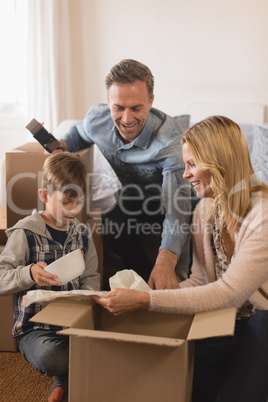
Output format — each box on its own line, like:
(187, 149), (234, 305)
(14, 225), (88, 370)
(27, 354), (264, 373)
(44, 249), (85, 284)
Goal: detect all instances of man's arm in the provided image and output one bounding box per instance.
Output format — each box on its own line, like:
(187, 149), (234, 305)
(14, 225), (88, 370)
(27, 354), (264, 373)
(62, 121), (92, 152)
(148, 248), (180, 289)
(149, 168), (192, 290)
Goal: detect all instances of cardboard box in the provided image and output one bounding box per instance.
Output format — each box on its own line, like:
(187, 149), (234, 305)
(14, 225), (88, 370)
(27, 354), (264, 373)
(0, 295), (17, 351)
(31, 298), (236, 402)
(5, 142), (94, 228)
(0, 207), (7, 245)
(0, 227), (17, 351)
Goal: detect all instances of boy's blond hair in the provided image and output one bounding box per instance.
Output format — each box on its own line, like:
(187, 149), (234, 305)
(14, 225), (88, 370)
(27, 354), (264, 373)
(42, 152), (88, 198)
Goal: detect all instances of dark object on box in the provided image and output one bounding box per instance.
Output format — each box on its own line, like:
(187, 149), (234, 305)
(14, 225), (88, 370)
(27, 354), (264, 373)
(26, 118), (60, 153)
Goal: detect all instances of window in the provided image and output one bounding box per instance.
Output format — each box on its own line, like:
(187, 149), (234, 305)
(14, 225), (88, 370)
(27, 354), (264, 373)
(0, 0), (28, 118)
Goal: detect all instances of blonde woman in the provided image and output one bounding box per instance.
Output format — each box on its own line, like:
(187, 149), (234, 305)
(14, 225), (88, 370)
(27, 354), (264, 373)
(92, 116), (268, 402)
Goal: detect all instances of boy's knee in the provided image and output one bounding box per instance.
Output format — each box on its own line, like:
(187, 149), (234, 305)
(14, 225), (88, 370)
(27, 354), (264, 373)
(34, 335), (69, 377)
(38, 342), (69, 376)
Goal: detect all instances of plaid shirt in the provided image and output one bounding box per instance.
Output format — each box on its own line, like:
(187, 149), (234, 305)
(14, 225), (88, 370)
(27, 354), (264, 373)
(13, 222), (88, 338)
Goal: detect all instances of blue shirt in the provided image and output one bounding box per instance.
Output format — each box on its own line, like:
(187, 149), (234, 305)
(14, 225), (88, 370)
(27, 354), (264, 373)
(63, 104), (191, 256)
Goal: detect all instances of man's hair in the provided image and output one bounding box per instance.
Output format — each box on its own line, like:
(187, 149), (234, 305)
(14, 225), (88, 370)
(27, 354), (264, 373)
(105, 59), (154, 100)
(41, 152), (88, 198)
(181, 115), (267, 230)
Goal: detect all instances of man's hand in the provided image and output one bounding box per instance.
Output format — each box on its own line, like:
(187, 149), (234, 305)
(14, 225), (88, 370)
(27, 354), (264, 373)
(30, 262), (62, 286)
(148, 249), (180, 290)
(56, 139), (68, 152)
(44, 139), (68, 154)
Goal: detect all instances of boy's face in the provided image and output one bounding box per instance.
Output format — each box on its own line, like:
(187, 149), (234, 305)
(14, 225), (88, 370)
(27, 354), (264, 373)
(41, 190), (84, 229)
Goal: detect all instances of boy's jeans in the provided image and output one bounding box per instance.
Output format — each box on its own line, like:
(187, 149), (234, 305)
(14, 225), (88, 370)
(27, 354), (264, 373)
(17, 330), (69, 392)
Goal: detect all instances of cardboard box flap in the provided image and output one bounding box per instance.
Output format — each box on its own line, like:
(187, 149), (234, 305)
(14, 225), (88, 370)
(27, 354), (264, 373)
(187, 307), (236, 341)
(59, 327), (184, 348)
(30, 298), (95, 330)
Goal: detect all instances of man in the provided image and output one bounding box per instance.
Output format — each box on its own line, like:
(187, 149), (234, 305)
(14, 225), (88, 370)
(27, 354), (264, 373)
(58, 59), (192, 290)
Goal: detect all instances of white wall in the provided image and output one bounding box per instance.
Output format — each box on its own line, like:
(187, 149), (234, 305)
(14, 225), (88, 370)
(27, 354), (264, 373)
(2, 0), (268, 164)
(71, 0), (268, 121)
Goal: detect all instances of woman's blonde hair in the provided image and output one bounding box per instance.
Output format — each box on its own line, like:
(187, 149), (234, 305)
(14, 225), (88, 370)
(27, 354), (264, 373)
(42, 152), (88, 198)
(181, 115), (267, 230)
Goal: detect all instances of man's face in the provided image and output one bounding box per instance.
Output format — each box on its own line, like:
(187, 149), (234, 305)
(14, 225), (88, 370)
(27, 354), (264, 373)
(107, 81), (154, 144)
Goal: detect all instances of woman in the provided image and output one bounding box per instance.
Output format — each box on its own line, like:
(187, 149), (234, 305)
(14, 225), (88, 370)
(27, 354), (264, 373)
(92, 116), (268, 402)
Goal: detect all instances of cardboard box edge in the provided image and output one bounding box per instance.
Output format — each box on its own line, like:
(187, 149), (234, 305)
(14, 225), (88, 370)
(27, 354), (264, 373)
(58, 327), (184, 347)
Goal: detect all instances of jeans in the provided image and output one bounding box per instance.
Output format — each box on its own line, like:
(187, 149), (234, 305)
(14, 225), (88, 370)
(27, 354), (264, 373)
(192, 310), (268, 402)
(102, 189), (165, 282)
(17, 330), (69, 393)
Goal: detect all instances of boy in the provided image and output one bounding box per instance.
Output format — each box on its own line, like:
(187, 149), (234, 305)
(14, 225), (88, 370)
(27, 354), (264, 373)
(0, 153), (100, 401)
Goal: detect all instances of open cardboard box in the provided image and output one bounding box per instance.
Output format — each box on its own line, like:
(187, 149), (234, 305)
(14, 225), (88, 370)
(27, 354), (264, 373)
(31, 298), (236, 402)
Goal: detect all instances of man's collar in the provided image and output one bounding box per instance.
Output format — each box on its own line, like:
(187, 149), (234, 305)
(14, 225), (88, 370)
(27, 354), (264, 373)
(133, 111), (154, 149)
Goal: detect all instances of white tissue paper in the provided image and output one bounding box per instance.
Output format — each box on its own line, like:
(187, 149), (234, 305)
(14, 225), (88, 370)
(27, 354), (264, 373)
(22, 269), (150, 310)
(109, 269), (151, 292)
(21, 289), (106, 309)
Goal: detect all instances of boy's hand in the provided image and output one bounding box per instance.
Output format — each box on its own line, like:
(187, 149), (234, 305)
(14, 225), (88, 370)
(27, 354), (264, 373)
(30, 262), (62, 286)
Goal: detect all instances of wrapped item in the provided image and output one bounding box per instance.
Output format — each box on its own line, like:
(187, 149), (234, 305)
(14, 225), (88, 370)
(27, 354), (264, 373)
(109, 269), (151, 292)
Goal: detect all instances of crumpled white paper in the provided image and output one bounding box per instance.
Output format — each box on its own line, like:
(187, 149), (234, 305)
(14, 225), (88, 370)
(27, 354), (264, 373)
(21, 289), (105, 309)
(109, 269), (152, 292)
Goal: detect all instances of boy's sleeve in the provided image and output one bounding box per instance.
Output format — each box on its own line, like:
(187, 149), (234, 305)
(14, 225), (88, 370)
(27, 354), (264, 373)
(0, 230), (35, 295)
(80, 236), (101, 290)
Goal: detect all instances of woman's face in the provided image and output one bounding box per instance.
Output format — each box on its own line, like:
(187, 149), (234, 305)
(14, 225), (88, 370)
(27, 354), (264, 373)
(182, 143), (214, 199)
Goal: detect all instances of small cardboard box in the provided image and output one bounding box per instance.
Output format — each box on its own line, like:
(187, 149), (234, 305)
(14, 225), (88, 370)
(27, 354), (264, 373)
(0, 295), (17, 351)
(0, 207), (7, 245)
(31, 298), (236, 402)
(5, 142), (94, 228)
(0, 218), (16, 351)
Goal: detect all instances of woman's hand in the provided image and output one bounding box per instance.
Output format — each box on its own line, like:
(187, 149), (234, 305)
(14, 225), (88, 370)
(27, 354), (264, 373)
(91, 288), (150, 316)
